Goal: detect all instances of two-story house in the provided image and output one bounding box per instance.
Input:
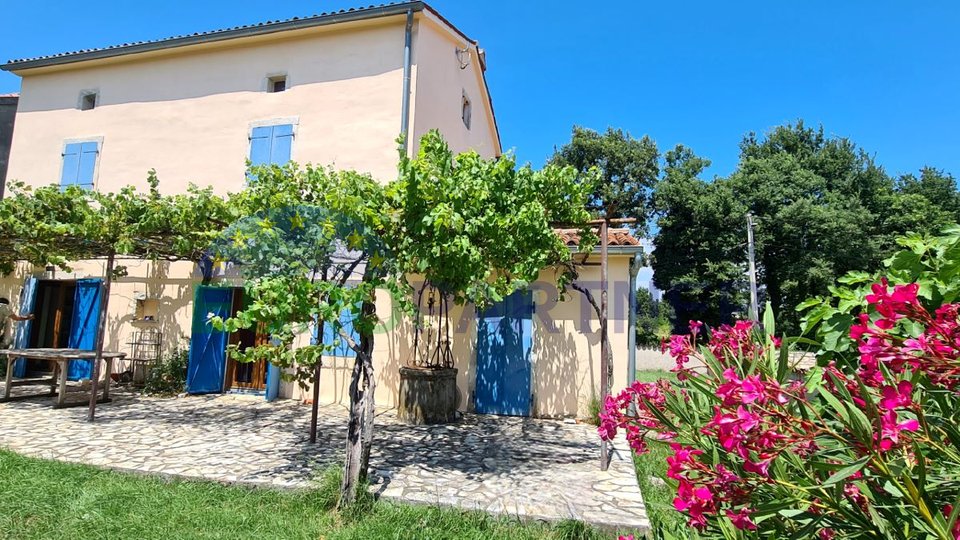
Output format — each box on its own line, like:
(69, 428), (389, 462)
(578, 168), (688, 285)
(0, 2), (641, 419)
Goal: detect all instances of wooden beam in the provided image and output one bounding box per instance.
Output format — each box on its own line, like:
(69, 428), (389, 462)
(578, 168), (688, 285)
(87, 251), (115, 422)
(599, 219), (610, 471)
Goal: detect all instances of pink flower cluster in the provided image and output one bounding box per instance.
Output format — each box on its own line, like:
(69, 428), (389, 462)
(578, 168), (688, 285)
(851, 279), (960, 390)
(599, 281), (960, 535)
(598, 379), (671, 454)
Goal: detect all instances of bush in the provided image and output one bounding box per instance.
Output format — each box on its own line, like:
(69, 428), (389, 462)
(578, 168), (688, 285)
(143, 346), (189, 395)
(799, 226), (960, 367)
(600, 299), (960, 539)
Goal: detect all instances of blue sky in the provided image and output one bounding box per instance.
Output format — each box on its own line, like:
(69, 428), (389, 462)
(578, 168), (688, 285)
(1, 1), (958, 181)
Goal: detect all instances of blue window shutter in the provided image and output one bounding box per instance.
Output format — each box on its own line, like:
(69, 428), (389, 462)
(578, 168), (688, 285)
(249, 126), (273, 167)
(60, 143), (82, 188)
(76, 142), (99, 190)
(321, 304), (359, 357)
(271, 124), (293, 165)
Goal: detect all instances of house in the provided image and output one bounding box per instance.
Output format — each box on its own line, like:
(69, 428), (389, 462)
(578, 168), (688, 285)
(0, 93), (17, 198)
(0, 2), (642, 419)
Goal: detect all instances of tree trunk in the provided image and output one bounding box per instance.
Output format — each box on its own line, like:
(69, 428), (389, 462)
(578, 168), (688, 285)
(340, 353), (365, 507)
(357, 296), (377, 483)
(338, 292), (378, 507)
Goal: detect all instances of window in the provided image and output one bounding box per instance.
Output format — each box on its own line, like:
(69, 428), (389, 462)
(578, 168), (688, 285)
(461, 91), (472, 129)
(60, 141), (100, 190)
(248, 124), (294, 166)
(79, 91), (97, 111)
(267, 75), (287, 93)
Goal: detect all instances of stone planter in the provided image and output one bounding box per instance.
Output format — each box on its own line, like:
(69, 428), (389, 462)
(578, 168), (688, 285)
(397, 366), (459, 424)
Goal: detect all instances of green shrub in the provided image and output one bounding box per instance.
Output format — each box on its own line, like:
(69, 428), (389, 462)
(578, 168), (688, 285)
(143, 346), (189, 395)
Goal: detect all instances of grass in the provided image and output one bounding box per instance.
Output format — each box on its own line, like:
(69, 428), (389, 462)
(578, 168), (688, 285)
(631, 370), (686, 535)
(0, 449), (615, 540)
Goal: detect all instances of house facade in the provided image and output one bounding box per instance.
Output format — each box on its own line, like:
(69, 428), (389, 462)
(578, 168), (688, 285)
(0, 2), (641, 419)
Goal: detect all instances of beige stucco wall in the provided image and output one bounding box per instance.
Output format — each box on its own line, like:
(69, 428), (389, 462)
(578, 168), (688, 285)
(7, 20), (408, 193)
(289, 254), (636, 419)
(1, 252), (636, 419)
(410, 15), (500, 159)
(6, 13), (500, 194)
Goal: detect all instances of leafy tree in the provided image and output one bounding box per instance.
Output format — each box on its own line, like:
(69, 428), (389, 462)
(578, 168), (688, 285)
(896, 166), (960, 221)
(214, 131), (596, 505)
(651, 145), (747, 329)
(390, 131), (596, 305)
(635, 287), (673, 347)
(211, 161), (390, 506)
(550, 126), (659, 228)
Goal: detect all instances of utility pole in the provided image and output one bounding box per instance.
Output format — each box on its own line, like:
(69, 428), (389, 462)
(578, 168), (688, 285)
(746, 213), (759, 322)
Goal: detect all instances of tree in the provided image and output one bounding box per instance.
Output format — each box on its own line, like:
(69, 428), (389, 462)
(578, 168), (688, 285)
(390, 131), (595, 305)
(550, 126), (659, 229)
(211, 160), (390, 506)
(635, 287), (673, 348)
(214, 131), (596, 505)
(651, 145), (747, 329)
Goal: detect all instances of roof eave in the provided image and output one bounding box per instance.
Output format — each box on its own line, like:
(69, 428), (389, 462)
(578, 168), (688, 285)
(567, 245), (644, 255)
(2, 1), (426, 72)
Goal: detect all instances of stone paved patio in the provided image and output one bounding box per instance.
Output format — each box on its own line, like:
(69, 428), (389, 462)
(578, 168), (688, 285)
(0, 383), (648, 532)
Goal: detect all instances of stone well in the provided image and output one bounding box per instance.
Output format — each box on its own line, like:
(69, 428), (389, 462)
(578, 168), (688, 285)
(397, 366), (459, 424)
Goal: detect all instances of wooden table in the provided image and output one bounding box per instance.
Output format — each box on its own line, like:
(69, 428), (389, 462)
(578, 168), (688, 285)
(1, 349), (126, 408)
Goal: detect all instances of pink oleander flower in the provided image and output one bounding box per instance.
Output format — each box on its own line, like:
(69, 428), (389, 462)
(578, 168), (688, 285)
(666, 444), (703, 480)
(879, 380), (913, 410)
(674, 479), (714, 530)
(725, 506), (757, 530)
(877, 409), (920, 452)
(742, 457), (772, 477)
(819, 528), (836, 540)
(618, 536), (635, 540)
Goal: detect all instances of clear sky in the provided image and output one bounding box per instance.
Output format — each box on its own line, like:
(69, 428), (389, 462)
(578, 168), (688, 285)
(1, 1), (958, 180)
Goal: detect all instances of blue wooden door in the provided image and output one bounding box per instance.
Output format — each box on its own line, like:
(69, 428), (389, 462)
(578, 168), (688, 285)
(187, 286), (234, 394)
(67, 279), (102, 381)
(11, 276), (39, 378)
(475, 290), (534, 416)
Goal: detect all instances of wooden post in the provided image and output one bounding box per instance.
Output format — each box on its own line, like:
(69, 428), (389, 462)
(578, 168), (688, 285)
(600, 219), (610, 471)
(87, 251), (114, 422)
(309, 318), (324, 444)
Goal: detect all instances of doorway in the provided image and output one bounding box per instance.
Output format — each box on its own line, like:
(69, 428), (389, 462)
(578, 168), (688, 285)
(474, 289), (534, 416)
(26, 280), (77, 375)
(225, 288), (269, 391)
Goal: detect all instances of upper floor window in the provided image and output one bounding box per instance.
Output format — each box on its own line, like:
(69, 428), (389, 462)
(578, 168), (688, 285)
(461, 91), (472, 130)
(79, 91), (98, 111)
(267, 75), (287, 93)
(249, 123), (294, 167)
(60, 140), (100, 190)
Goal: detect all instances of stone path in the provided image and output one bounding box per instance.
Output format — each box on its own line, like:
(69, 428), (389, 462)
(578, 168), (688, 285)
(0, 383), (648, 532)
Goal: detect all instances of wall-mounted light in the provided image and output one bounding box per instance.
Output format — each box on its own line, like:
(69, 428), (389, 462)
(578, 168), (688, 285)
(455, 47), (471, 70)
(44, 265), (55, 279)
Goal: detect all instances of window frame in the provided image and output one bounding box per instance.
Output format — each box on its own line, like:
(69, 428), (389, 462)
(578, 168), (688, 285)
(78, 90), (99, 111)
(264, 73), (290, 94)
(59, 137), (104, 191)
(461, 90), (472, 130)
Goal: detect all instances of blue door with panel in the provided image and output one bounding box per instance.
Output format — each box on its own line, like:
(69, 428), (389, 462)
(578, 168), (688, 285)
(474, 290), (534, 416)
(187, 286), (234, 394)
(67, 279), (103, 380)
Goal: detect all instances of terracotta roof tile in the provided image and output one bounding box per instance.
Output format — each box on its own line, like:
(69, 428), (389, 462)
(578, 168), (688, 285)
(555, 228), (642, 248)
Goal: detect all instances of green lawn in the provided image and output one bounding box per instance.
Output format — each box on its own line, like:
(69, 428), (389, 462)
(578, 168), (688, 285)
(0, 449), (610, 540)
(632, 371), (685, 534)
